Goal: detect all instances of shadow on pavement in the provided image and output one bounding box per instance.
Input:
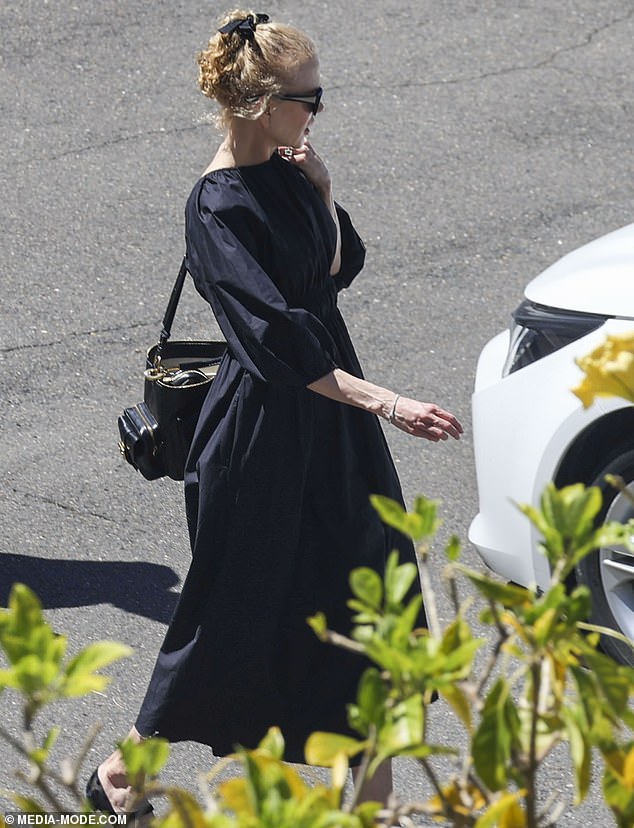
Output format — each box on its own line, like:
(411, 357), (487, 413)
(0, 554), (180, 624)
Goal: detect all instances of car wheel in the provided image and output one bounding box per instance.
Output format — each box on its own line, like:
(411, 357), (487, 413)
(575, 449), (634, 666)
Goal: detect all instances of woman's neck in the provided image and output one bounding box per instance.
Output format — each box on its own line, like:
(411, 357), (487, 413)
(207, 119), (275, 172)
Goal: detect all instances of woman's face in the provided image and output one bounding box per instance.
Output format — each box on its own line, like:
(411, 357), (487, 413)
(267, 56), (324, 149)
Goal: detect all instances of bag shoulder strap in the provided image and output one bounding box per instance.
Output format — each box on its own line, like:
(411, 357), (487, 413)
(155, 256), (188, 361)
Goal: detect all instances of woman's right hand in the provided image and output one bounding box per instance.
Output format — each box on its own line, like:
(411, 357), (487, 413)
(279, 141), (341, 274)
(278, 141), (331, 195)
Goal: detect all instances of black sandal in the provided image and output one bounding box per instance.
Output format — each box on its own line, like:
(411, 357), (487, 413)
(85, 768), (154, 817)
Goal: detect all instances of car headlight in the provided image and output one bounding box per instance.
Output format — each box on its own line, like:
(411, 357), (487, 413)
(502, 299), (608, 376)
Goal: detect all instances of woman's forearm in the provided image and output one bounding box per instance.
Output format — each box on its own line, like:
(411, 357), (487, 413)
(308, 369), (464, 442)
(308, 368), (394, 419)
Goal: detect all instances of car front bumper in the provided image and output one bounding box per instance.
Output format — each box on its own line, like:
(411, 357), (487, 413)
(468, 319), (632, 590)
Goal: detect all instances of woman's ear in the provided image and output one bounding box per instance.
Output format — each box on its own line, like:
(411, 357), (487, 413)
(255, 103), (270, 123)
(257, 105), (273, 132)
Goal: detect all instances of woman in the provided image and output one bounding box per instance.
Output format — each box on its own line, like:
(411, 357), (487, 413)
(87, 9), (462, 813)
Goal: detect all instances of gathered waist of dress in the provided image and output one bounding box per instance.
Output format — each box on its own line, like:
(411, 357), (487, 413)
(297, 278), (338, 317)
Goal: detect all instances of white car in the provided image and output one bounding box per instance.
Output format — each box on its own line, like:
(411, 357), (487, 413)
(469, 222), (634, 664)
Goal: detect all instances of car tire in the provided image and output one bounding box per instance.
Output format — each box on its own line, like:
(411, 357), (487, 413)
(575, 448), (634, 666)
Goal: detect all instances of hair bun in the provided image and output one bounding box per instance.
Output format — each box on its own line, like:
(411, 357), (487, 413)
(197, 11), (316, 128)
(218, 13), (269, 40)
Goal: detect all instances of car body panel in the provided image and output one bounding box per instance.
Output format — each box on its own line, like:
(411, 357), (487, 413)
(469, 318), (634, 590)
(525, 222), (634, 316)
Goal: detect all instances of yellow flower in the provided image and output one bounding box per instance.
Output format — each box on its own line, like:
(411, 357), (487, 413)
(572, 332), (634, 408)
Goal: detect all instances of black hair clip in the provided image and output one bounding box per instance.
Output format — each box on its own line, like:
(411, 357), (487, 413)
(218, 13), (270, 40)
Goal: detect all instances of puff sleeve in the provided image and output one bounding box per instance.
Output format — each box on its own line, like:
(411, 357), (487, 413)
(185, 177), (339, 388)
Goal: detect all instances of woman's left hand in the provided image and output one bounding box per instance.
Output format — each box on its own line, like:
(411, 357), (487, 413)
(390, 397), (464, 442)
(278, 141), (331, 196)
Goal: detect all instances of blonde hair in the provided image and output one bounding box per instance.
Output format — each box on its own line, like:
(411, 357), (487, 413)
(197, 10), (317, 126)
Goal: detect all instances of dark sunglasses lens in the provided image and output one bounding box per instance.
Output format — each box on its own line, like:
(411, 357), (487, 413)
(313, 88), (323, 114)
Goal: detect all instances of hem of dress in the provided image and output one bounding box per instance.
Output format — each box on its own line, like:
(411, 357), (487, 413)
(132, 725), (363, 768)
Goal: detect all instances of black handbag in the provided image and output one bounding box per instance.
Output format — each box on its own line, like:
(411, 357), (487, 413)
(118, 258), (226, 481)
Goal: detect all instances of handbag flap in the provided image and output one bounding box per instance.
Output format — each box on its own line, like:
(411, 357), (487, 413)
(146, 340), (227, 371)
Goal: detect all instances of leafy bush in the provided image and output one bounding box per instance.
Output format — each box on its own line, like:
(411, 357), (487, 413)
(2, 483), (634, 827)
(0, 584), (130, 813)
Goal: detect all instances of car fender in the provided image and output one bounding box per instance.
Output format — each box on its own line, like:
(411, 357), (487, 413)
(469, 319), (634, 590)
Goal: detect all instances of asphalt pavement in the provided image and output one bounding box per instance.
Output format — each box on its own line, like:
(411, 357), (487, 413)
(2, 1), (633, 824)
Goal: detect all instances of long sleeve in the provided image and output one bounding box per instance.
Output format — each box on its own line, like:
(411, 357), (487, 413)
(185, 177), (339, 387)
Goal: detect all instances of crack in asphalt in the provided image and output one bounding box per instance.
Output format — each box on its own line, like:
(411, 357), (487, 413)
(8, 486), (118, 525)
(0, 319), (157, 355)
(334, 10), (634, 91)
(423, 10), (634, 86)
(13, 122), (204, 167)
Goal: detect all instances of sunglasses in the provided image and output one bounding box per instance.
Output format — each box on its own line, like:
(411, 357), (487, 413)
(274, 87), (323, 116)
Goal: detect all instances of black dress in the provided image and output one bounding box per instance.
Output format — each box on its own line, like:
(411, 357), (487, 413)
(135, 152), (424, 763)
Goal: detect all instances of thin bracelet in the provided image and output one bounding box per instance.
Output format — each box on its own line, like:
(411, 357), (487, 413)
(388, 394), (401, 424)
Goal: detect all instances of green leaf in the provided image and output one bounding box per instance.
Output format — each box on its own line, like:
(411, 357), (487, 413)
(304, 732), (366, 766)
(7, 795), (47, 813)
(162, 787), (212, 825)
(119, 736), (170, 779)
(0, 585), (68, 670)
(532, 607), (557, 646)
(14, 655), (58, 694)
(43, 727), (60, 752)
(441, 685), (472, 730)
(561, 708), (591, 803)
(583, 651), (632, 715)
(472, 678), (519, 791)
(2, 583), (43, 632)
(377, 693), (424, 757)
(578, 621), (634, 654)
(0, 668), (19, 691)
(349, 568), (383, 609)
(474, 792), (527, 828)
(440, 616), (472, 653)
(551, 483), (602, 540)
(60, 673), (111, 697)
(438, 639), (483, 679)
(307, 612), (328, 640)
(412, 496), (442, 538)
(29, 727), (61, 768)
(370, 495), (439, 542)
(384, 552), (417, 606)
(370, 495), (411, 535)
(520, 483), (607, 572)
(347, 600), (381, 624)
(593, 522), (634, 559)
(350, 668), (388, 734)
(257, 726), (286, 760)
(621, 708), (634, 732)
(358, 633), (411, 678)
(458, 567), (533, 608)
(394, 593), (425, 641)
(565, 586), (593, 625)
(27, 626), (67, 666)
(62, 640), (132, 698)
(353, 801), (383, 828)
(603, 758), (634, 827)
(65, 641), (132, 678)
(445, 534), (462, 562)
